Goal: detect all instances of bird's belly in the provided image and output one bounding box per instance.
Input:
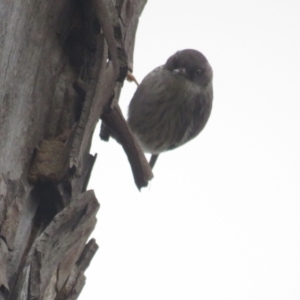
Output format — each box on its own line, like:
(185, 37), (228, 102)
(128, 68), (212, 154)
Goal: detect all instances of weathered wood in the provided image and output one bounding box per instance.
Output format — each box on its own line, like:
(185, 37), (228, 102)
(98, 0), (152, 189)
(0, 0), (147, 298)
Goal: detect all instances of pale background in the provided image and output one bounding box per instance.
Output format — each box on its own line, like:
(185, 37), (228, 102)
(80, 1), (300, 299)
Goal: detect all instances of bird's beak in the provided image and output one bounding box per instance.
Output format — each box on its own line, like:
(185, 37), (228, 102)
(173, 68), (186, 76)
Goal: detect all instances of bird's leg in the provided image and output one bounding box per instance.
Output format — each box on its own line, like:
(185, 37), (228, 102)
(126, 71), (139, 86)
(149, 154), (159, 169)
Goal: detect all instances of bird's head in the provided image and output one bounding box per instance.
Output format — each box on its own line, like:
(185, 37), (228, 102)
(164, 49), (213, 86)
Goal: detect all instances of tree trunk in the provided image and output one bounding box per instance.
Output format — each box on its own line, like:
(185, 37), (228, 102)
(0, 0), (148, 299)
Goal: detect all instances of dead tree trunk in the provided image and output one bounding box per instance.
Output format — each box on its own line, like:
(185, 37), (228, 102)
(0, 0), (149, 299)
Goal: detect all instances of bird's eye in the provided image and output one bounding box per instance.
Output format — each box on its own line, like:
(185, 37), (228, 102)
(195, 69), (202, 76)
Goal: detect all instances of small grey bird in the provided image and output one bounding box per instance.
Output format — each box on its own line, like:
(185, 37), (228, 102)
(128, 49), (213, 168)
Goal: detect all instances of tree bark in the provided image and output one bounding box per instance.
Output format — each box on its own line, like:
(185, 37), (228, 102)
(0, 0), (148, 299)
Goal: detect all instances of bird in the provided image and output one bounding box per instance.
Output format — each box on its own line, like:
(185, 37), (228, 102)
(127, 49), (213, 169)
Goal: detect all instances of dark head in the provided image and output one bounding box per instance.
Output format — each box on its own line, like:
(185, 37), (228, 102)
(164, 49), (213, 86)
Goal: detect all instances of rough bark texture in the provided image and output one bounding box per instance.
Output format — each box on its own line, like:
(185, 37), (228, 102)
(0, 0), (148, 299)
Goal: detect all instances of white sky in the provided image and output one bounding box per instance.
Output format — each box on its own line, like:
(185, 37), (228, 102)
(81, 1), (300, 299)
